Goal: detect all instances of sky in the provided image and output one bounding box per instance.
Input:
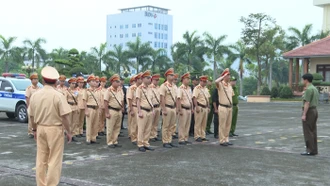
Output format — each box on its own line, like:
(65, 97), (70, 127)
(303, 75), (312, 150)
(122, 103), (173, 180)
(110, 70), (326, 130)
(0, 0), (324, 53)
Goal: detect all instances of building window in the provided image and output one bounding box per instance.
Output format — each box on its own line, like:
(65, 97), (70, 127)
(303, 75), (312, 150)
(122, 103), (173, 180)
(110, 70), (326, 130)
(138, 23), (142, 28)
(148, 23), (153, 25)
(161, 42), (164, 48)
(120, 25), (123, 29)
(154, 32), (157, 39)
(138, 32), (142, 37)
(158, 24), (161, 30)
(154, 42), (157, 48)
(115, 35), (116, 38)
(154, 23), (157, 29)
(164, 34), (168, 40)
(110, 35), (112, 38)
(115, 26), (116, 28)
(164, 43), (167, 48)
(165, 25), (168, 31)
(158, 33), (160, 39)
(148, 32), (153, 35)
(132, 33), (136, 37)
(161, 25), (164, 30)
(132, 24), (136, 28)
(317, 65), (330, 82)
(110, 26), (112, 29)
(157, 42), (160, 48)
(125, 24), (128, 29)
(125, 33), (128, 38)
(120, 34), (123, 38)
(161, 33), (164, 39)
(120, 43), (123, 47)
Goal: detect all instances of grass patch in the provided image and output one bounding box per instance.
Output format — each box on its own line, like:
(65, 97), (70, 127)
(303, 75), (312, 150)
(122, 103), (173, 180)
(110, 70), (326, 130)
(271, 98), (301, 102)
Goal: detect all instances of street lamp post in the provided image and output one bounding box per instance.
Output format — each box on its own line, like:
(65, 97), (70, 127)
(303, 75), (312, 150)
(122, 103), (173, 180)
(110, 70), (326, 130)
(22, 65), (36, 77)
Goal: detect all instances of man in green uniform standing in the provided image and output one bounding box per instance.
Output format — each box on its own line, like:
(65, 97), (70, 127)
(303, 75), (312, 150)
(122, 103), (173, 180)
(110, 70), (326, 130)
(230, 76), (239, 137)
(206, 78), (215, 135)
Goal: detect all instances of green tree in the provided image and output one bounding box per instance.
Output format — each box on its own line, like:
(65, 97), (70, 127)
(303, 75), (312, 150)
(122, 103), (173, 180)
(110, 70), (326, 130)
(0, 35), (18, 72)
(23, 38), (47, 70)
(203, 32), (229, 81)
(54, 48), (83, 76)
(240, 13), (276, 95)
(312, 30), (330, 41)
(91, 43), (108, 72)
(147, 48), (171, 73)
(47, 47), (69, 68)
(80, 51), (98, 74)
(126, 37), (153, 73)
(243, 76), (258, 96)
(230, 40), (251, 95)
(106, 45), (132, 74)
(286, 24), (314, 50)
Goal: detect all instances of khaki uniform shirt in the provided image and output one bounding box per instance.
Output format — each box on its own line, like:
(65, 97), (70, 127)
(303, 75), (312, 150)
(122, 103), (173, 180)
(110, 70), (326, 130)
(97, 87), (107, 109)
(136, 84), (154, 109)
(83, 88), (100, 107)
(25, 84), (40, 98)
(127, 84), (138, 106)
(159, 82), (177, 106)
(178, 84), (193, 108)
(104, 86), (124, 109)
(65, 88), (79, 111)
(216, 81), (234, 106)
(193, 84), (210, 106)
(77, 87), (85, 109)
(28, 85), (71, 126)
(56, 85), (67, 95)
(149, 84), (160, 106)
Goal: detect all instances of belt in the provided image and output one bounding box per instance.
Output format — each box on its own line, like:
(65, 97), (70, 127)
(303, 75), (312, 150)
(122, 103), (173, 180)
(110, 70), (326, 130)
(132, 105), (137, 107)
(141, 107), (152, 112)
(219, 104), (232, 108)
(197, 103), (207, 108)
(181, 105), (191, 110)
(68, 102), (76, 105)
(153, 104), (160, 108)
(87, 105), (97, 109)
(165, 104), (175, 109)
(108, 106), (121, 112)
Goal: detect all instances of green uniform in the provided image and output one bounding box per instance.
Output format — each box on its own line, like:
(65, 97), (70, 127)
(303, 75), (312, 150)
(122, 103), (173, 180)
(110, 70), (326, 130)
(230, 85), (239, 135)
(206, 84), (215, 133)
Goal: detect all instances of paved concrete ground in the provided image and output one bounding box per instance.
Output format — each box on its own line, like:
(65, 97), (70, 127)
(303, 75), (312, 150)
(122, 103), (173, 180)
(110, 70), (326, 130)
(1, 102), (330, 186)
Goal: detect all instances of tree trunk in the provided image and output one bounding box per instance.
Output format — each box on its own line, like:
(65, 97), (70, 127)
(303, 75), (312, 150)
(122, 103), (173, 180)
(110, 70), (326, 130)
(240, 75), (243, 96)
(32, 49), (35, 73)
(269, 59), (273, 90)
(213, 56), (217, 82)
(136, 57), (139, 73)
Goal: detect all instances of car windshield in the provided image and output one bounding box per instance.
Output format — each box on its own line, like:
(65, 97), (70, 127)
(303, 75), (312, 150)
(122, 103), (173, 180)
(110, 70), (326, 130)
(10, 79), (43, 91)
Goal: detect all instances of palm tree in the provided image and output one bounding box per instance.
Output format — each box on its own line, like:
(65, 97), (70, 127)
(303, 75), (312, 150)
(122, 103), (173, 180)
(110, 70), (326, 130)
(23, 38), (47, 70)
(0, 35), (18, 72)
(287, 24), (314, 50)
(203, 32), (229, 81)
(146, 48), (171, 73)
(126, 37), (153, 73)
(230, 40), (251, 96)
(106, 45), (132, 74)
(312, 30), (330, 41)
(47, 47), (68, 67)
(173, 31), (206, 72)
(91, 43), (108, 72)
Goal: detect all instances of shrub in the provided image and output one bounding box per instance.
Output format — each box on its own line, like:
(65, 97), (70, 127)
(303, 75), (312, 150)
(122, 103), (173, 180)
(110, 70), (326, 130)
(279, 86), (293, 98)
(271, 87), (279, 98)
(260, 86), (271, 95)
(312, 73), (323, 81)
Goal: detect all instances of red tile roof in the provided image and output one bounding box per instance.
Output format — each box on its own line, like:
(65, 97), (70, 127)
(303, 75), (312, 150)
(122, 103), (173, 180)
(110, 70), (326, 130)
(283, 36), (330, 58)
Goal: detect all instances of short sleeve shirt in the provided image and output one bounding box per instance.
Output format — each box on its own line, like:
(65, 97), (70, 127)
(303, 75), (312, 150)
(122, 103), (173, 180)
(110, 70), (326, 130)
(83, 88), (100, 106)
(177, 84), (193, 108)
(25, 85), (40, 98)
(136, 84), (154, 109)
(159, 82), (177, 106)
(149, 84), (160, 105)
(303, 84), (319, 107)
(28, 85), (71, 126)
(216, 81), (234, 106)
(127, 84), (138, 105)
(192, 84), (210, 106)
(77, 88), (85, 109)
(104, 86), (124, 109)
(56, 85), (67, 95)
(65, 88), (79, 110)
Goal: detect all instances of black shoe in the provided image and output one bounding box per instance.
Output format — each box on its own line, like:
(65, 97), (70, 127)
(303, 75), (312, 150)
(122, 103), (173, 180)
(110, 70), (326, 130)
(108, 144), (115, 148)
(86, 141), (91, 145)
(301, 152), (316, 156)
(214, 136), (219, 139)
(226, 142), (233, 146)
(185, 141), (192, 144)
(206, 131), (210, 135)
(114, 144), (122, 148)
(72, 137), (78, 142)
(196, 138), (203, 142)
(118, 134), (125, 137)
(202, 138), (209, 142)
(232, 133), (239, 137)
(96, 136), (101, 139)
(80, 134), (86, 137)
(154, 137), (161, 141)
(139, 147), (146, 152)
(163, 143), (172, 148)
(220, 143), (228, 146)
(179, 141), (186, 145)
(207, 131), (214, 135)
(132, 141), (137, 146)
(121, 127), (127, 130)
(150, 138), (156, 142)
(169, 143), (178, 148)
(189, 133), (194, 137)
(229, 134), (233, 137)
(91, 141), (100, 144)
(28, 134), (34, 138)
(98, 132), (104, 136)
(172, 135), (178, 139)
(144, 146), (155, 151)
(76, 135), (81, 138)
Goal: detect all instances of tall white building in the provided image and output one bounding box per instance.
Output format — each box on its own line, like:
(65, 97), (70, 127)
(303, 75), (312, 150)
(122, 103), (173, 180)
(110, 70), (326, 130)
(106, 5), (173, 74)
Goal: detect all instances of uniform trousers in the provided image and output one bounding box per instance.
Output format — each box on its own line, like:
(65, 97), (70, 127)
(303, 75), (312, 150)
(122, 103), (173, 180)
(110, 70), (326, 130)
(98, 108), (105, 133)
(230, 105), (238, 134)
(219, 105), (232, 144)
(206, 105), (214, 132)
(178, 108), (192, 142)
(28, 112), (33, 135)
(137, 109), (153, 147)
(194, 107), (208, 139)
(302, 107), (318, 154)
(150, 107), (161, 139)
(129, 107), (138, 142)
(78, 109), (85, 135)
(36, 125), (64, 186)
(162, 107), (176, 144)
(86, 107), (99, 142)
(106, 109), (122, 145)
(69, 109), (79, 136)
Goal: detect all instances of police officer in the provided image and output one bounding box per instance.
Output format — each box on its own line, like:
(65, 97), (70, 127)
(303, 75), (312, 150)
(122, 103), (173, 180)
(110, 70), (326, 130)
(25, 73), (40, 138)
(177, 72), (193, 145)
(104, 74), (124, 148)
(170, 73), (179, 139)
(65, 77), (79, 142)
(127, 75), (137, 139)
(28, 66), (72, 186)
(57, 75), (67, 94)
(127, 73), (142, 145)
(83, 75), (101, 144)
(77, 76), (86, 137)
(160, 68), (178, 148)
(189, 76), (199, 136)
(215, 68), (234, 146)
(149, 74), (161, 142)
(230, 76), (239, 137)
(206, 79), (215, 135)
(136, 70), (155, 152)
(98, 76), (107, 136)
(193, 76), (210, 142)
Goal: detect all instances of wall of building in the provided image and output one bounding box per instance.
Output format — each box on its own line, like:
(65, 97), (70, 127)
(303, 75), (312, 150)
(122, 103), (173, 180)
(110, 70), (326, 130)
(309, 57), (330, 73)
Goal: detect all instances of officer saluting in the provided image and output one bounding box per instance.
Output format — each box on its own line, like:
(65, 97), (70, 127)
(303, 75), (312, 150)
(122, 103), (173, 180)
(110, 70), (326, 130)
(28, 66), (72, 186)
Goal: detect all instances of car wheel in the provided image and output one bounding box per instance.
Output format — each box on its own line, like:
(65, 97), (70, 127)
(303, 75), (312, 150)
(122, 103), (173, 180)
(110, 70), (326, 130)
(5, 112), (16, 119)
(16, 104), (28, 123)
